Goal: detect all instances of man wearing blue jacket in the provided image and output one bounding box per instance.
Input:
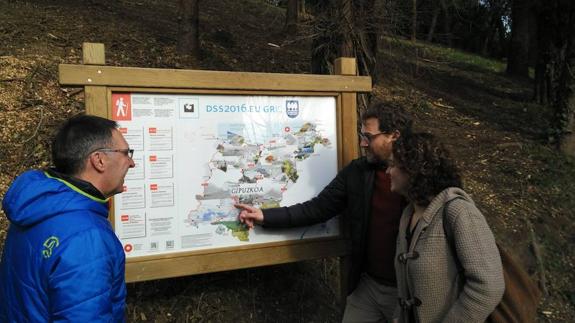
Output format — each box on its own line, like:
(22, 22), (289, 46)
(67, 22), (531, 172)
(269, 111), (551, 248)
(0, 114), (135, 322)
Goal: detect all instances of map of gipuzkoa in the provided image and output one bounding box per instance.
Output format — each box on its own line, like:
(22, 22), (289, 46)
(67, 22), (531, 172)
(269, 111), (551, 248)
(186, 122), (331, 242)
(113, 93), (339, 257)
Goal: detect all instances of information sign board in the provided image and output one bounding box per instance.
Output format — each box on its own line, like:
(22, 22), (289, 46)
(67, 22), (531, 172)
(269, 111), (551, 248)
(112, 93), (339, 258)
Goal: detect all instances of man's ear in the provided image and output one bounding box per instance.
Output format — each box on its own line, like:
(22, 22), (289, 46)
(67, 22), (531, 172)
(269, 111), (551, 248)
(391, 130), (401, 140)
(88, 151), (106, 173)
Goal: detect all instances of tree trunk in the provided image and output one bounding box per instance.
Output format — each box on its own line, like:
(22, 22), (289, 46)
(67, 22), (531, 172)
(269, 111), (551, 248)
(311, 1), (335, 74)
(177, 0), (200, 58)
(481, 20), (494, 56)
(427, 3), (440, 43)
(533, 59), (550, 105)
(557, 8), (575, 156)
(527, 6), (538, 66)
(285, 0), (298, 34)
(354, 0), (377, 79)
(440, 0), (451, 46)
(310, 0), (377, 78)
(533, 8), (552, 105)
(481, 5), (504, 57)
(496, 11), (507, 57)
(411, 0), (417, 42)
(298, 0), (305, 16)
(339, 0), (354, 57)
(559, 78), (575, 156)
(507, 0), (530, 77)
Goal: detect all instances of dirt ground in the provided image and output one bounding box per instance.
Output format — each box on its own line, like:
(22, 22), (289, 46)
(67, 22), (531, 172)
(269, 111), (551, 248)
(1, 0), (574, 322)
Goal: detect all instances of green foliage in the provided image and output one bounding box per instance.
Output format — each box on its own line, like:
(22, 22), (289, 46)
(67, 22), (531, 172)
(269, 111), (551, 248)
(387, 37), (506, 73)
(432, 48), (505, 73)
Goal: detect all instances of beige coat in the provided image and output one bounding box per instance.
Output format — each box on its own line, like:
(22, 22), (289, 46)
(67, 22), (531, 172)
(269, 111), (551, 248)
(395, 187), (504, 322)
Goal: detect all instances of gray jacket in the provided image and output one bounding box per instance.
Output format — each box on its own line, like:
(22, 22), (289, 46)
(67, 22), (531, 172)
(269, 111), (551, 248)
(395, 187), (504, 322)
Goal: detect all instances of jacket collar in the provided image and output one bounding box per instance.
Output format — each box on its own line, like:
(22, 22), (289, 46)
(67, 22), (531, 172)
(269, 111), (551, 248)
(403, 187), (473, 251)
(420, 187), (472, 224)
(45, 168), (107, 201)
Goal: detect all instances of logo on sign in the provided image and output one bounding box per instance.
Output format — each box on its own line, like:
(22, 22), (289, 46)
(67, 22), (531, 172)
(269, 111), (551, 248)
(286, 100), (299, 118)
(111, 93), (132, 121)
(179, 98), (200, 119)
(183, 103), (194, 112)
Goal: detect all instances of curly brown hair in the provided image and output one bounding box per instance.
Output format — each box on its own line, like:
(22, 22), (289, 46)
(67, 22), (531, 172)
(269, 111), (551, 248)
(361, 101), (413, 136)
(392, 132), (462, 206)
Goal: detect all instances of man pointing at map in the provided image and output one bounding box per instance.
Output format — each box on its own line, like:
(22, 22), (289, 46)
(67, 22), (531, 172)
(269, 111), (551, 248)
(236, 101), (413, 322)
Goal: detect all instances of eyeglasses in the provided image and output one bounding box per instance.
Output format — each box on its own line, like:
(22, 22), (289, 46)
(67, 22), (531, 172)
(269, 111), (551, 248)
(359, 132), (386, 144)
(94, 148), (134, 159)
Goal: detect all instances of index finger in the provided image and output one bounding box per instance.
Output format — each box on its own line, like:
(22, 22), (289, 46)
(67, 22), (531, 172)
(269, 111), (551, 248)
(234, 203), (256, 212)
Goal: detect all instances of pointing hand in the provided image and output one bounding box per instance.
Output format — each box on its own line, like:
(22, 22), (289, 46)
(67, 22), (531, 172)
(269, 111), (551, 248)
(235, 203), (264, 229)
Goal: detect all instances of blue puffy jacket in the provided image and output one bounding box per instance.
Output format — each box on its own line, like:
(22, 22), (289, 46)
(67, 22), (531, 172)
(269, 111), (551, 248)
(0, 170), (126, 322)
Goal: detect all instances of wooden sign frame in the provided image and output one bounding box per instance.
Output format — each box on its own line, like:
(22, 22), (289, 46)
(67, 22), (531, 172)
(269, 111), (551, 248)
(58, 43), (371, 290)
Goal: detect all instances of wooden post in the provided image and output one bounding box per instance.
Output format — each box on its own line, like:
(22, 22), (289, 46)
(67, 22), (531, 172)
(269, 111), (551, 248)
(334, 57), (359, 307)
(82, 43), (105, 65)
(82, 43), (108, 118)
(334, 57), (359, 166)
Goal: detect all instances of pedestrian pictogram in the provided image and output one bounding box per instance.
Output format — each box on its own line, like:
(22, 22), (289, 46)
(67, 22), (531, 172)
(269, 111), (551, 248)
(111, 93), (132, 121)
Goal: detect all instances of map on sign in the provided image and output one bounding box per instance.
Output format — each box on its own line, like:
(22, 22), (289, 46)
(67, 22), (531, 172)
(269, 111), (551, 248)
(112, 93), (339, 258)
(186, 122), (332, 242)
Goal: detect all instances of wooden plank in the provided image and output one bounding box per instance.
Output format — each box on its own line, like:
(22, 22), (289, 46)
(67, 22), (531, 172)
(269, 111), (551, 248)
(108, 87), (340, 97)
(125, 238), (350, 282)
(336, 94), (344, 170)
(126, 236), (343, 261)
(84, 86), (108, 117)
(334, 57), (357, 76)
(335, 58), (360, 166)
(82, 43), (105, 65)
(340, 92), (359, 165)
(59, 64), (372, 92)
(334, 57), (361, 307)
(337, 255), (352, 303)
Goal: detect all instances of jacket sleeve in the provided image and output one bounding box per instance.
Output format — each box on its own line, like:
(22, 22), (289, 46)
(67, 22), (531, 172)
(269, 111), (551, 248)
(111, 247), (127, 321)
(443, 200), (505, 322)
(48, 228), (126, 323)
(262, 161), (352, 228)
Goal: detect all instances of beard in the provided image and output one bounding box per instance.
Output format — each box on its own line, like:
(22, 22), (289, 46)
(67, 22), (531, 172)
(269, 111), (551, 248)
(363, 147), (380, 164)
(363, 147), (389, 169)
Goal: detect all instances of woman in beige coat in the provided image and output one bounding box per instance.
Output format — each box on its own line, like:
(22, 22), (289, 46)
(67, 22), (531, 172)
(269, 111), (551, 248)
(388, 133), (504, 323)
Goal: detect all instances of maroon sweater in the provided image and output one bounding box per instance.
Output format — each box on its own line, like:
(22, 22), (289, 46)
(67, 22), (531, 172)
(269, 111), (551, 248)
(365, 169), (404, 286)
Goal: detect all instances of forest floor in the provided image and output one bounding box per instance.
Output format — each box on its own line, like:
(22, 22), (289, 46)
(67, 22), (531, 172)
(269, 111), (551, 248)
(1, 0), (574, 322)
